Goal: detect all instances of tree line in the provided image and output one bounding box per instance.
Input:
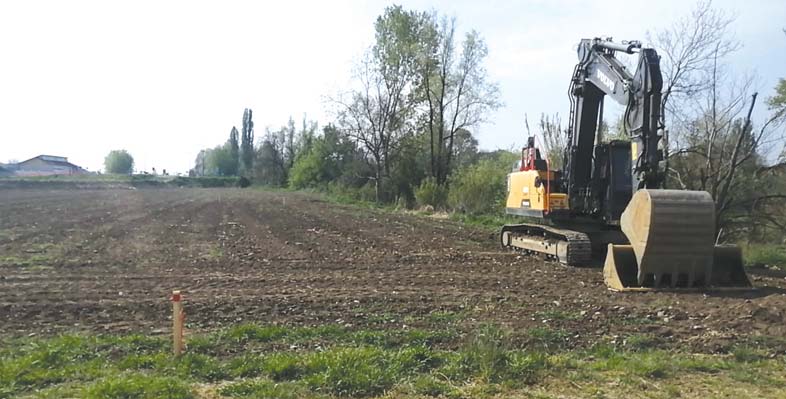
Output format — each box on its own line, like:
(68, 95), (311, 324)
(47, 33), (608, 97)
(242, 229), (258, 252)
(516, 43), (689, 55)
(192, 2), (786, 243)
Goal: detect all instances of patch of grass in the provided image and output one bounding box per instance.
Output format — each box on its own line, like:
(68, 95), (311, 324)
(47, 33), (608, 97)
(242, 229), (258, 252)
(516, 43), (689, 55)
(526, 327), (571, 351)
(83, 373), (194, 399)
(0, 335), (101, 391)
(585, 347), (673, 379)
(0, 255), (33, 267)
(449, 212), (523, 231)
(219, 379), (309, 399)
(744, 243), (786, 269)
(3, 323), (786, 398)
(457, 325), (509, 382)
(261, 353), (303, 381)
(227, 324), (289, 343)
(170, 353), (229, 382)
(410, 374), (453, 397)
(437, 325), (547, 385)
(206, 245), (224, 260)
(227, 354), (267, 378)
(303, 347), (398, 397)
(426, 310), (465, 324)
(624, 334), (664, 351)
(731, 345), (768, 363)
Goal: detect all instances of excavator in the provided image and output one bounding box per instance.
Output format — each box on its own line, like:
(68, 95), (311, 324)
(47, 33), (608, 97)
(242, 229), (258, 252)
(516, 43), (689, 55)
(501, 38), (751, 291)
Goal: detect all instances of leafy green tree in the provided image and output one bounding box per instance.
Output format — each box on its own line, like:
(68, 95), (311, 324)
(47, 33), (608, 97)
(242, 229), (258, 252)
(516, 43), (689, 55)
(254, 135), (287, 186)
(289, 125), (359, 189)
(388, 133), (429, 206)
(241, 108), (255, 175)
(228, 126), (240, 175)
(205, 145), (236, 176)
(769, 78), (786, 161)
(332, 6), (427, 202)
(104, 150), (134, 174)
(768, 78), (786, 119)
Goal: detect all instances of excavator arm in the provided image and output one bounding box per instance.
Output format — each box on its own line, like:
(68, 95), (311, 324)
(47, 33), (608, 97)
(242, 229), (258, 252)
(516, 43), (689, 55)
(565, 38), (664, 213)
(567, 39), (750, 290)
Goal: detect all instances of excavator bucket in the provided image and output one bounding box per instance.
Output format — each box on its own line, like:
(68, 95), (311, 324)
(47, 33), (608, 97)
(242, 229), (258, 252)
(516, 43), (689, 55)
(603, 189), (752, 291)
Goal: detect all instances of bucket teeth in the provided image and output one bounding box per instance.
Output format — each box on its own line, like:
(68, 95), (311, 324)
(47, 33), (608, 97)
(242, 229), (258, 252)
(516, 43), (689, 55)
(604, 190), (752, 292)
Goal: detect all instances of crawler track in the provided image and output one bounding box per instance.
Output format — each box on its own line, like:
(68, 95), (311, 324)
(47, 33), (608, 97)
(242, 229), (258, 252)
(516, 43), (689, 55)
(500, 223), (591, 265)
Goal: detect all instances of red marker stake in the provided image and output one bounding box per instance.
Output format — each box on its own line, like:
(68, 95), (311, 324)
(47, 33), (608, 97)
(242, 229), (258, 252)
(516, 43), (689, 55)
(171, 290), (184, 356)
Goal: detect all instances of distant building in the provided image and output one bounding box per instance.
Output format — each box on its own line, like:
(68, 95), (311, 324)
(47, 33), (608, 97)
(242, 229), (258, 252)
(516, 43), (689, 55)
(9, 155), (88, 176)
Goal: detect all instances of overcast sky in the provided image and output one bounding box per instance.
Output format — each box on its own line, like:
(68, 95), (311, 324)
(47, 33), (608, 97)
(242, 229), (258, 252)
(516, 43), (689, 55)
(1, 0), (784, 173)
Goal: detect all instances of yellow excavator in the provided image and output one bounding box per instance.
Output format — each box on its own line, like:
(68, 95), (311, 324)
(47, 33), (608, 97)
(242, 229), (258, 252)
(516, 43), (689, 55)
(502, 38), (751, 291)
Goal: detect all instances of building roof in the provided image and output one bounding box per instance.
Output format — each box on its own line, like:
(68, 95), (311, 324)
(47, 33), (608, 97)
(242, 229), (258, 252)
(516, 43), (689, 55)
(18, 155), (83, 169)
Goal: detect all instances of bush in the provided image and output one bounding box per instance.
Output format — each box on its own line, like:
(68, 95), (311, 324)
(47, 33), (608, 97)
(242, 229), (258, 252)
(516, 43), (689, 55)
(415, 178), (448, 209)
(289, 146), (326, 189)
(326, 181), (377, 204)
(744, 244), (786, 269)
(448, 156), (513, 215)
(104, 150), (134, 174)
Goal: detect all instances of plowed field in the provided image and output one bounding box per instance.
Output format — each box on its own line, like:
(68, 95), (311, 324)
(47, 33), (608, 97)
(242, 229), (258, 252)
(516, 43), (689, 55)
(1, 188), (785, 353)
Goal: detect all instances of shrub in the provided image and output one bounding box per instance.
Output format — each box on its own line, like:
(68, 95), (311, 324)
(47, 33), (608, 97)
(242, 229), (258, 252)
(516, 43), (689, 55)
(237, 176), (251, 188)
(744, 243), (786, 269)
(448, 157), (512, 215)
(415, 178), (448, 209)
(326, 181), (377, 203)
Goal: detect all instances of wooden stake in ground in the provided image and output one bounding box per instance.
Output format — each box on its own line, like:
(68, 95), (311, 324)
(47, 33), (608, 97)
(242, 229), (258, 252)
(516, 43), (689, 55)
(171, 290), (185, 356)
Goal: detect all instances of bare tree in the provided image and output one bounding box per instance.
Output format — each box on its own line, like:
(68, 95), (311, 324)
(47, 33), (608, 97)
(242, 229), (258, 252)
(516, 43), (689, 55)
(650, 1), (786, 240)
(525, 113), (566, 169)
(332, 53), (410, 202)
(419, 15), (501, 184)
(649, 0), (740, 119)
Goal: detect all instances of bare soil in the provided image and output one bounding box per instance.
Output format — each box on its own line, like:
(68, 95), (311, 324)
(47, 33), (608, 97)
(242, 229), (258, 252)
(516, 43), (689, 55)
(1, 188), (785, 353)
